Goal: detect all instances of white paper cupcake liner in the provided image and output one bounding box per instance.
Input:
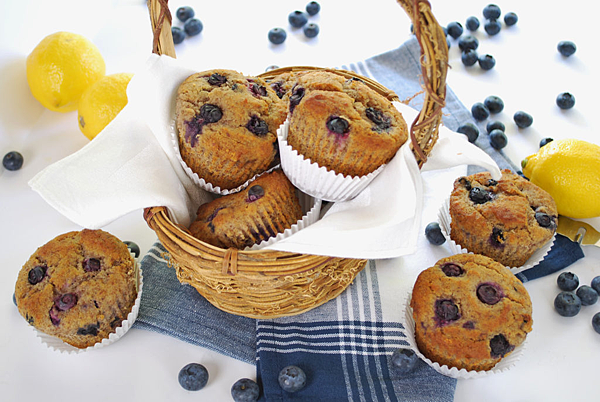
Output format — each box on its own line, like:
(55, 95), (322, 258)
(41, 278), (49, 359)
(437, 196), (555, 274)
(277, 118), (386, 202)
(34, 255), (143, 354)
(402, 293), (527, 379)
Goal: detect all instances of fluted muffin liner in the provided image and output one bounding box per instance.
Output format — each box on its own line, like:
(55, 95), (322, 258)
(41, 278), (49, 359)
(277, 118), (386, 202)
(33, 254), (143, 354)
(437, 196), (555, 274)
(402, 293), (527, 379)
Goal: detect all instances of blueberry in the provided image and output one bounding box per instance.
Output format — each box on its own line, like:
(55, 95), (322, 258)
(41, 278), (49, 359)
(425, 222), (446, 245)
(466, 16), (480, 31)
(469, 187), (492, 204)
(248, 82), (267, 97)
(246, 116), (269, 136)
(77, 323), (99, 336)
(576, 285), (599, 306)
(557, 272), (579, 291)
(391, 348), (419, 374)
(489, 129), (508, 150)
(265, 65), (279, 72)
(484, 20), (501, 36)
(303, 23), (319, 38)
(434, 299), (460, 324)
(13, 292), (17, 306)
(231, 378), (260, 402)
(539, 137), (553, 148)
(246, 185), (265, 202)
(458, 35), (479, 51)
(484, 95), (504, 114)
(28, 265), (47, 285)
(457, 122), (479, 143)
(441, 263), (464, 277)
(326, 116), (350, 135)
(288, 11), (308, 28)
(554, 291), (582, 317)
(483, 4), (501, 20)
(184, 18), (203, 37)
(486, 120), (505, 134)
(208, 73), (227, 86)
(592, 276), (600, 294)
(268, 28), (287, 45)
(3, 151), (24, 171)
(461, 49), (479, 67)
(289, 86), (305, 112)
(56, 293), (78, 311)
(593, 312), (600, 334)
(490, 227), (505, 247)
(446, 21), (463, 39)
(471, 102), (490, 121)
(477, 283), (504, 305)
(535, 212), (554, 228)
(123, 241), (140, 258)
(557, 41), (576, 57)
(556, 92), (575, 110)
(305, 1), (320, 16)
(200, 104), (223, 124)
(171, 27), (185, 45)
(178, 363), (209, 391)
(513, 111), (533, 128)
(176, 6), (195, 22)
(504, 12), (518, 26)
(278, 365), (306, 393)
(489, 334), (513, 358)
(365, 108), (391, 131)
(478, 54), (496, 70)
(83, 258), (101, 272)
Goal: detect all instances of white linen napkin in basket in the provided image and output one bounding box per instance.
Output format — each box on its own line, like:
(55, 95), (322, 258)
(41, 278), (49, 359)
(29, 54), (500, 260)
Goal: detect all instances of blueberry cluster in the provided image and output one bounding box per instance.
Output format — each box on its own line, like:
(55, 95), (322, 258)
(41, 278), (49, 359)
(554, 272), (600, 334)
(268, 2), (321, 45)
(171, 6), (203, 45)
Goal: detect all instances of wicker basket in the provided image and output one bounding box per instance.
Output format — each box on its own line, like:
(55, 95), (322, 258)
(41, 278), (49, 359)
(143, 0), (448, 319)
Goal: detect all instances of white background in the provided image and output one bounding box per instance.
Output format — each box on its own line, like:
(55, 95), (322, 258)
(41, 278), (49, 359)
(1, 0), (599, 401)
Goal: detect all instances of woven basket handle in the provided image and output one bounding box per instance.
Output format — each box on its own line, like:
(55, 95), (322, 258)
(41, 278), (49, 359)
(148, 0), (176, 58)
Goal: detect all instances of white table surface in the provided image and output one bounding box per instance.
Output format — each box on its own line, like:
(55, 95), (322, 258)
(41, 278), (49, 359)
(1, 0), (599, 401)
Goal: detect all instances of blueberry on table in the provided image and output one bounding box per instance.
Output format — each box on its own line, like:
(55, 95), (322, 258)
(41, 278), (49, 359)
(466, 16), (480, 31)
(592, 276), (600, 294)
(554, 292), (582, 317)
(303, 23), (319, 38)
(576, 285), (599, 306)
(489, 129), (508, 150)
(557, 272), (579, 291)
(471, 102), (490, 121)
(3, 151), (24, 171)
(391, 348), (419, 374)
(278, 365), (306, 393)
(457, 122), (479, 143)
(458, 35), (478, 52)
(184, 18), (203, 36)
(593, 312), (600, 334)
(539, 137), (553, 148)
(483, 4), (501, 20)
(446, 21), (463, 39)
(171, 27), (185, 44)
(425, 222), (446, 245)
(486, 120), (505, 134)
(123, 241), (140, 258)
(504, 12), (518, 26)
(268, 28), (287, 45)
(231, 378), (260, 402)
(305, 1), (320, 16)
(478, 54), (496, 70)
(176, 6), (195, 23)
(178, 363), (209, 391)
(484, 19), (501, 36)
(556, 92), (575, 109)
(461, 49), (478, 67)
(513, 111), (533, 128)
(557, 41), (577, 57)
(288, 11), (308, 28)
(484, 95), (504, 114)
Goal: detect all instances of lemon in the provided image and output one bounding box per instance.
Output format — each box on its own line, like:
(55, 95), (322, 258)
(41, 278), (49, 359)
(26, 31), (106, 113)
(77, 73), (133, 140)
(522, 139), (600, 219)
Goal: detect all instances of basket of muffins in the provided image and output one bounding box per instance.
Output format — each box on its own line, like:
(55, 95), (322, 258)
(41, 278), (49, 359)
(142, 0), (448, 319)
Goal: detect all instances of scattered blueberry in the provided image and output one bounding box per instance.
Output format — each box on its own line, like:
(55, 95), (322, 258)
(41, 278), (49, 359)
(484, 20), (501, 36)
(486, 120), (505, 133)
(557, 41), (577, 57)
(458, 35), (479, 52)
(554, 292), (582, 317)
(425, 222), (446, 245)
(504, 12), (518, 26)
(593, 312), (600, 334)
(484, 95), (504, 114)
(176, 6), (195, 23)
(178, 363), (209, 391)
(471, 102), (490, 121)
(576, 285), (599, 306)
(483, 4), (502, 20)
(268, 28), (287, 45)
(305, 1), (320, 16)
(3, 151), (24, 171)
(446, 22), (463, 39)
(513, 111), (533, 128)
(489, 129), (508, 150)
(461, 49), (479, 67)
(391, 348), (419, 374)
(183, 18), (203, 36)
(231, 378), (260, 402)
(556, 92), (575, 110)
(303, 23), (319, 38)
(592, 276), (600, 294)
(171, 27), (185, 45)
(288, 11), (308, 28)
(557, 272), (579, 291)
(539, 137), (553, 148)
(478, 54), (496, 70)
(457, 122), (479, 143)
(278, 365), (306, 393)
(123, 241), (140, 258)
(466, 16), (480, 31)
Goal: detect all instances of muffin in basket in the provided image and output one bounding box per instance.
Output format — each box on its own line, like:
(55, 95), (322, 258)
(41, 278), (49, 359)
(189, 169), (303, 249)
(410, 253), (533, 372)
(285, 70), (408, 178)
(14, 229), (138, 349)
(448, 169), (557, 267)
(175, 69), (287, 190)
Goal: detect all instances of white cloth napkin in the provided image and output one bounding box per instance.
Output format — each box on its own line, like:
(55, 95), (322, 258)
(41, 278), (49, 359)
(29, 54), (500, 260)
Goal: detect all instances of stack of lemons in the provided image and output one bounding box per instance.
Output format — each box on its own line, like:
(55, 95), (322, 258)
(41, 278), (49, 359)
(26, 31), (132, 140)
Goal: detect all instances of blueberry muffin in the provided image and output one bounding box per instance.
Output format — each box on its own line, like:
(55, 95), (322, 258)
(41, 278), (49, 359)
(449, 169), (557, 267)
(176, 69), (287, 190)
(15, 229), (137, 349)
(410, 253), (533, 371)
(285, 70), (408, 177)
(189, 170), (303, 249)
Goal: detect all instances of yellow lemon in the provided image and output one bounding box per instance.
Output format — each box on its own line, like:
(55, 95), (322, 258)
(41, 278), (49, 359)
(522, 138), (600, 218)
(77, 73), (133, 140)
(26, 31), (106, 113)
